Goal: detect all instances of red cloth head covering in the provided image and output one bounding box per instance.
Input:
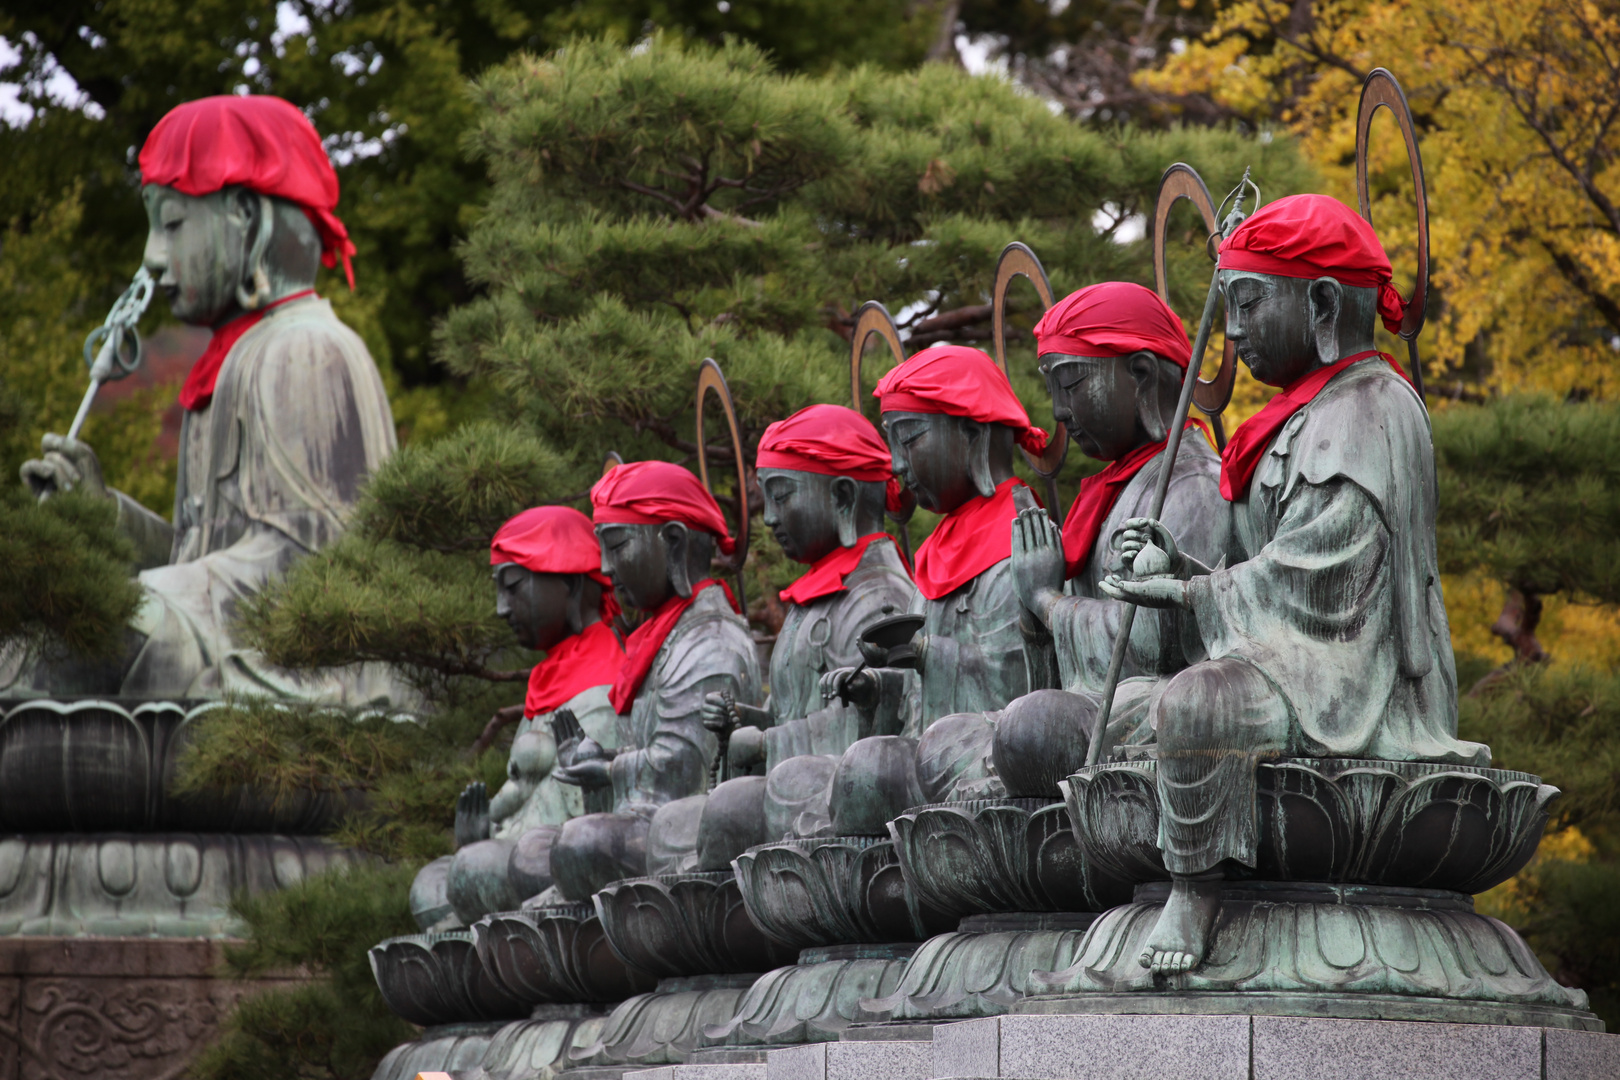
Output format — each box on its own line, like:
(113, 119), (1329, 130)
(1218, 193), (1407, 334)
(590, 461), (736, 556)
(757, 403), (905, 514)
(139, 95), (356, 290)
(490, 506), (620, 621)
(873, 345), (1049, 457)
(1033, 282), (1192, 368)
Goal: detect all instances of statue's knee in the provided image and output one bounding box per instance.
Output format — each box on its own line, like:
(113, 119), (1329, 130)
(696, 776), (769, 870)
(1154, 660), (1286, 755)
(829, 735), (923, 836)
(410, 855), (456, 930)
(446, 839), (521, 924)
(917, 712), (998, 802)
(551, 813), (650, 901)
(764, 754), (838, 840)
(991, 690), (1098, 797)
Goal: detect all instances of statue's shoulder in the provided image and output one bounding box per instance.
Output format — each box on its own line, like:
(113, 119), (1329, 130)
(662, 586), (754, 662)
(239, 297), (375, 372)
(1291, 358), (1432, 498)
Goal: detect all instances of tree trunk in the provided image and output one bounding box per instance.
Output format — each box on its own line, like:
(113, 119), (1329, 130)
(1491, 587), (1549, 664)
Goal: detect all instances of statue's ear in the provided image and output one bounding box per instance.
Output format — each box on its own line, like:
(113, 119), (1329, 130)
(661, 521), (693, 599)
(234, 191), (274, 311)
(1128, 351), (1170, 442)
(831, 476), (860, 548)
(966, 420), (996, 499)
(1308, 277), (1343, 366)
(564, 573), (587, 635)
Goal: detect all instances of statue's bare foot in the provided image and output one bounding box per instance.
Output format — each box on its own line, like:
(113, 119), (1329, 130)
(1139, 873), (1221, 975)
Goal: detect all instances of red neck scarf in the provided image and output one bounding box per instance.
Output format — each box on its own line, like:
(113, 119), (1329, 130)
(179, 290), (315, 412)
(525, 620), (625, 719)
(1221, 350), (1408, 501)
(779, 533), (904, 606)
(1062, 419), (1210, 578)
(912, 478), (1030, 601)
(609, 578), (739, 714)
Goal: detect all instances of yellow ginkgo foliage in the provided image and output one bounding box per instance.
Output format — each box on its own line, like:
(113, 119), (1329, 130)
(1142, 0), (1620, 400)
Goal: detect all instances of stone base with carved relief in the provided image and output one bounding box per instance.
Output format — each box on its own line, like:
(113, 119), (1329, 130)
(0, 936), (301, 1080)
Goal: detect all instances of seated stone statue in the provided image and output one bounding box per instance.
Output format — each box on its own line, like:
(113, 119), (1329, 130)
(9, 95), (396, 703)
(1098, 194), (1488, 974)
(696, 405), (917, 852)
(545, 462), (762, 900)
(821, 346), (1048, 830)
(412, 507), (625, 928)
(981, 282), (1233, 793)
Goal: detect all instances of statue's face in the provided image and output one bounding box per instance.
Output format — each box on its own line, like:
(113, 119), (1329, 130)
(493, 563), (573, 652)
(882, 411), (979, 515)
(142, 184), (248, 327)
(758, 468), (842, 564)
(1041, 353), (1140, 462)
(1221, 270), (1317, 388)
(595, 523), (671, 613)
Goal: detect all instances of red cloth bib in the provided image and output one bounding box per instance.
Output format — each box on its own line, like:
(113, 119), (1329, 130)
(525, 619), (625, 719)
(179, 290), (315, 412)
(779, 533), (903, 606)
(609, 579), (739, 714)
(1220, 351), (1408, 501)
(912, 478), (1031, 600)
(1061, 419), (1210, 578)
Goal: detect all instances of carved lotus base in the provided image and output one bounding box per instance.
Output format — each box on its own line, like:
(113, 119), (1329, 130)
(1026, 880), (1594, 1021)
(566, 974), (759, 1068)
(594, 870), (797, 978)
(371, 1012), (606, 1080)
(369, 930), (530, 1026)
(858, 914), (1094, 1022)
(888, 798), (1133, 918)
(473, 903), (657, 1006)
(699, 946), (917, 1048)
(733, 836), (952, 950)
(1062, 758), (1558, 891)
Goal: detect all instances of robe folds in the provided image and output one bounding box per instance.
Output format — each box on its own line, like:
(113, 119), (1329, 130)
(1152, 357), (1489, 876)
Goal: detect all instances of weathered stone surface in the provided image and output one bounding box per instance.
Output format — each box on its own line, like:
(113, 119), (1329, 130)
(369, 930), (529, 1026)
(1027, 880), (1592, 1014)
(701, 955), (914, 1048)
(0, 833), (357, 937)
(999, 1013), (1251, 1080)
(474, 903), (657, 1006)
(1249, 1016), (1542, 1080)
(0, 699), (352, 834)
(858, 928), (1087, 1022)
(929, 1015), (999, 1078)
(1062, 759), (1557, 892)
(1545, 1028), (1620, 1080)
(570, 976), (759, 1068)
(733, 838), (950, 950)
(761, 1037), (932, 1080)
(0, 936), (302, 1080)
(595, 871), (797, 978)
(887, 799), (1130, 919)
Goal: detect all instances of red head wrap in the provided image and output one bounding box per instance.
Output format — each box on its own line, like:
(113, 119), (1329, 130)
(139, 95), (356, 290)
(757, 404), (905, 515)
(1218, 194), (1407, 334)
(490, 506), (620, 620)
(873, 345), (1049, 456)
(590, 461), (736, 556)
(1033, 282), (1192, 368)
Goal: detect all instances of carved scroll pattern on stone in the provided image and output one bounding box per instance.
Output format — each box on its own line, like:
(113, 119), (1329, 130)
(1062, 759), (1559, 892)
(858, 928), (1087, 1021)
(699, 957), (912, 1047)
(732, 838), (951, 949)
(888, 798), (1134, 918)
(1027, 882), (1591, 1011)
(472, 904), (657, 1006)
(594, 871), (798, 978)
(369, 930), (530, 1026)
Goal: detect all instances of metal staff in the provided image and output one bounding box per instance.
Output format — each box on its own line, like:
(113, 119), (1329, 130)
(990, 242), (1067, 521)
(1356, 67), (1430, 403)
(1151, 163), (1239, 450)
(695, 358), (751, 613)
(1084, 170), (1261, 769)
(66, 267), (156, 441)
(849, 301), (914, 564)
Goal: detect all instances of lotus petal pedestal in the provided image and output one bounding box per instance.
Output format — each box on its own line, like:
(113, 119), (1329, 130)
(856, 798), (1128, 1024)
(369, 1008), (606, 1080)
(369, 930), (531, 1026)
(473, 902), (657, 1007)
(1029, 759), (1599, 1029)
